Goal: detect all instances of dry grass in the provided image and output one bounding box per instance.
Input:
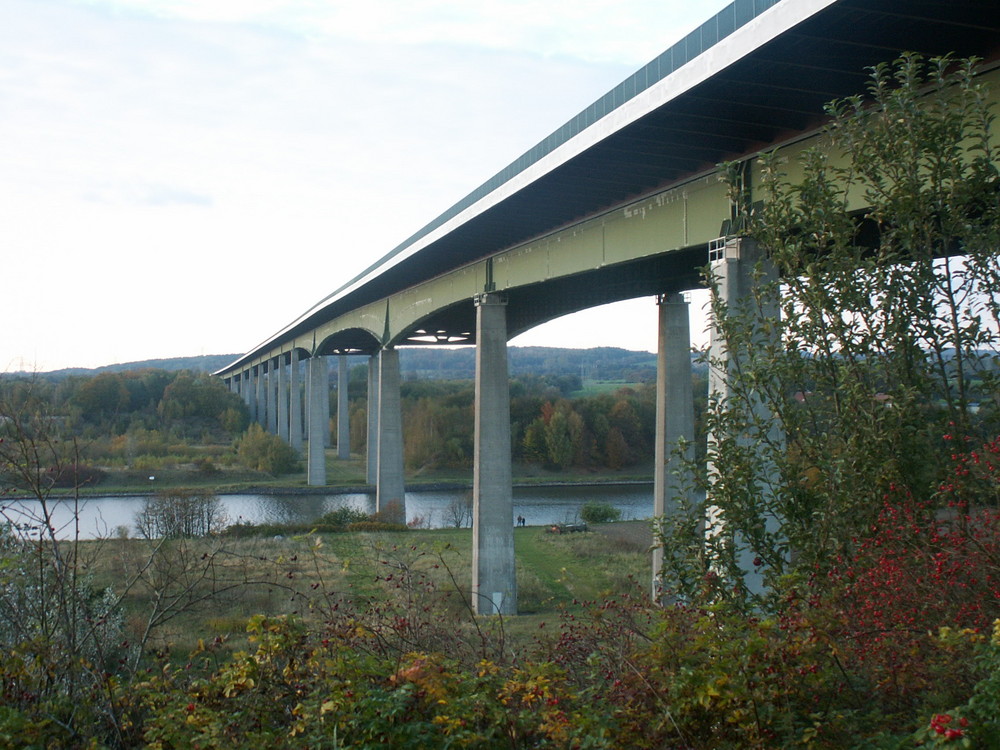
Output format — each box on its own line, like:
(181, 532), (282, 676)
(80, 522), (651, 660)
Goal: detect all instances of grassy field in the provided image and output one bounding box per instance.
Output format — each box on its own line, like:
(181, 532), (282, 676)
(568, 379), (645, 398)
(83, 521), (652, 659)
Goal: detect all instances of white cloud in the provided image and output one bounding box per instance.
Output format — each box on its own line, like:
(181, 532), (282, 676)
(1, 0), (729, 371)
(71, 0), (721, 65)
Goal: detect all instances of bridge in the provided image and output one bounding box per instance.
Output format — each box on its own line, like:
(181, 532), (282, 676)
(215, 0), (1000, 614)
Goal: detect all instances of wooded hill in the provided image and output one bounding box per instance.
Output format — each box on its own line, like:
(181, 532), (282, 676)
(20, 346), (680, 383)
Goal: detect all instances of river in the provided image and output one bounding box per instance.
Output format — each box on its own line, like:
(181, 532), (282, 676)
(2, 483), (654, 539)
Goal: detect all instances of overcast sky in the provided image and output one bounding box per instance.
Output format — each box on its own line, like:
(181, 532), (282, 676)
(1, 0), (729, 372)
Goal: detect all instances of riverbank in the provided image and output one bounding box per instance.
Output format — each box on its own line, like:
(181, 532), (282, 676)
(22, 458), (655, 500)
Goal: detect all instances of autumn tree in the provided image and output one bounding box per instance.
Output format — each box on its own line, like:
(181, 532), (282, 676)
(237, 423), (300, 474)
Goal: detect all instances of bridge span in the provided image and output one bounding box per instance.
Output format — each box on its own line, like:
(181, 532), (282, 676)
(216, 0), (1000, 614)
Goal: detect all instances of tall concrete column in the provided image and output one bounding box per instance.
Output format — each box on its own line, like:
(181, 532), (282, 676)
(307, 355), (328, 486)
(255, 365), (266, 427)
(243, 371), (254, 422)
(289, 350), (303, 453)
(262, 365), (272, 431)
(337, 354), (350, 460)
(322, 359), (331, 448)
(366, 355), (379, 486)
(277, 354), (289, 443)
(472, 292), (516, 616)
(376, 347), (405, 522)
(269, 359), (280, 434)
(706, 237), (783, 594)
(652, 293), (696, 601)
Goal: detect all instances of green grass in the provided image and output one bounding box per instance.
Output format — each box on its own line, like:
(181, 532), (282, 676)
(85, 522), (650, 657)
(568, 380), (645, 398)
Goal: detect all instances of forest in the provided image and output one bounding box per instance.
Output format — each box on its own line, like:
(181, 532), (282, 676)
(0, 346), (694, 490)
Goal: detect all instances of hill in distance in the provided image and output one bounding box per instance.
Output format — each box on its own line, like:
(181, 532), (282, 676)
(14, 347), (685, 383)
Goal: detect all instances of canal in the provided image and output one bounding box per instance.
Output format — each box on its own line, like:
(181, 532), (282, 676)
(3, 483), (654, 539)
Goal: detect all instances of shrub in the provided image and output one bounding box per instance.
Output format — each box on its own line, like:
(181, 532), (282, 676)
(580, 501), (621, 524)
(236, 423), (300, 475)
(134, 489), (228, 538)
(317, 506), (370, 528)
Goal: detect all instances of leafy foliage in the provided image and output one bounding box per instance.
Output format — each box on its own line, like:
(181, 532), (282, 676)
(579, 501), (622, 524)
(236, 423), (300, 475)
(661, 55), (1000, 600)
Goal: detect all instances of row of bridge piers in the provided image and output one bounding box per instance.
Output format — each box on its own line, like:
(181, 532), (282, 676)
(223, 239), (764, 614)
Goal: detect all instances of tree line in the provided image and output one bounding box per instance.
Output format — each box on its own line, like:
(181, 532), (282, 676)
(1, 360), (700, 481)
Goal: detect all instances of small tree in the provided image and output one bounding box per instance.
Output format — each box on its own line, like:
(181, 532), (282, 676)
(444, 492), (473, 528)
(661, 54), (1000, 602)
(237, 423), (300, 474)
(134, 489), (228, 539)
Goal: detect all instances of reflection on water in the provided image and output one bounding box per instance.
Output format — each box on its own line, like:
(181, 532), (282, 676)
(2, 483), (653, 540)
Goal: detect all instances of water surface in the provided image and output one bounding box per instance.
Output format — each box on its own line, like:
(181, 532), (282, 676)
(3, 483), (653, 539)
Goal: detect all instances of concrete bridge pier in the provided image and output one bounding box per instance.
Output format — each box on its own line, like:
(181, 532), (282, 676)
(277, 354), (289, 442)
(706, 237), (784, 594)
(376, 347), (406, 522)
(337, 354), (351, 459)
(472, 292), (516, 616)
(366, 355), (379, 486)
(243, 370), (256, 424)
(307, 354), (328, 486)
(261, 363), (271, 431)
(289, 350), (303, 453)
(255, 364), (266, 428)
(652, 293), (697, 601)
(268, 359), (280, 435)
